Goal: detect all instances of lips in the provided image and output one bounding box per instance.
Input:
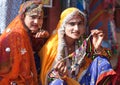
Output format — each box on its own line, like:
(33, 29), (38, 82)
(30, 25), (39, 32)
(71, 31), (80, 35)
(32, 25), (39, 28)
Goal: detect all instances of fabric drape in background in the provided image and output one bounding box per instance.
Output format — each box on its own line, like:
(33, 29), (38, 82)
(88, 0), (116, 49)
(0, 0), (24, 34)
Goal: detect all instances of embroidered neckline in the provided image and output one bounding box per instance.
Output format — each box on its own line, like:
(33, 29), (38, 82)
(62, 33), (93, 78)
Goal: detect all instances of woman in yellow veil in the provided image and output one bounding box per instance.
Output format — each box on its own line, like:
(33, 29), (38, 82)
(39, 7), (116, 85)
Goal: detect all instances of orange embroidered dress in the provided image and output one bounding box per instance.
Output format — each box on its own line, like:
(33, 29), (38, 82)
(0, 1), (39, 85)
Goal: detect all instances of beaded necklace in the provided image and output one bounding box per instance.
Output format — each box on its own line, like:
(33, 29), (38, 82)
(61, 33), (93, 79)
(48, 33), (93, 81)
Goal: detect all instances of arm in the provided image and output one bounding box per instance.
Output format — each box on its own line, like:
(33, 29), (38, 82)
(91, 29), (112, 59)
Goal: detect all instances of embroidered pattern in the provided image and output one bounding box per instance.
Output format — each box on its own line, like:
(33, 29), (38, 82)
(20, 48), (27, 55)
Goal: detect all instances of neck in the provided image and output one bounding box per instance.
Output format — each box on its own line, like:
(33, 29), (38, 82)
(65, 35), (76, 46)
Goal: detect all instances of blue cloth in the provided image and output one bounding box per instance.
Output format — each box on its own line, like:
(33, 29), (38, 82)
(49, 56), (113, 85)
(77, 0), (85, 12)
(49, 79), (67, 85)
(80, 56), (113, 85)
(34, 53), (40, 74)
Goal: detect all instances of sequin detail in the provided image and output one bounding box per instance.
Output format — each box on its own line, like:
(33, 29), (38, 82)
(21, 48), (27, 55)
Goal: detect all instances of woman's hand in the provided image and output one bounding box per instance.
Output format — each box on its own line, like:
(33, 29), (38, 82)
(91, 29), (104, 50)
(54, 61), (68, 77)
(34, 30), (49, 38)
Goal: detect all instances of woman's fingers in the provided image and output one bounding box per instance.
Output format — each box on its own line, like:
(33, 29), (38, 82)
(91, 29), (104, 49)
(54, 61), (67, 76)
(34, 30), (48, 38)
(91, 30), (104, 37)
(54, 61), (64, 70)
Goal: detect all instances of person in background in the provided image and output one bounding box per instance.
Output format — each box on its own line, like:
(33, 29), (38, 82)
(39, 7), (116, 85)
(21, 0), (49, 76)
(0, 0), (49, 85)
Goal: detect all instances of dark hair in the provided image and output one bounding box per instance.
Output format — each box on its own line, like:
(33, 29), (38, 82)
(25, 3), (39, 13)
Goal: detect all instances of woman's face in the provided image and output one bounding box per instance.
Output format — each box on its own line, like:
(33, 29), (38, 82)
(64, 14), (85, 40)
(24, 12), (43, 33)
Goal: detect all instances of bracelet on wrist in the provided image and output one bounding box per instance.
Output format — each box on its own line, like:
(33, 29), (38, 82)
(93, 47), (112, 59)
(94, 47), (103, 54)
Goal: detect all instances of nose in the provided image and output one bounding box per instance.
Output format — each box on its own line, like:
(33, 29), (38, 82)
(74, 24), (79, 30)
(34, 19), (39, 24)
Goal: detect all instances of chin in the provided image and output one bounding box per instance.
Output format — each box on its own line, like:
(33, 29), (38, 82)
(72, 36), (79, 39)
(30, 30), (38, 33)
(30, 28), (38, 32)
(30, 27), (39, 31)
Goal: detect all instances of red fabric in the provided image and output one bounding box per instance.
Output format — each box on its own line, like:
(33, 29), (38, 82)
(0, 1), (43, 84)
(29, 33), (47, 52)
(111, 56), (120, 85)
(88, 0), (115, 40)
(0, 16), (38, 85)
(115, 9), (120, 29)
(96, 70), (116, 84)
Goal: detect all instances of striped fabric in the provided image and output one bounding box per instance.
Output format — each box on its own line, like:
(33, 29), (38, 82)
(0, 0), (23, 34)
(88, 0), (116, 48)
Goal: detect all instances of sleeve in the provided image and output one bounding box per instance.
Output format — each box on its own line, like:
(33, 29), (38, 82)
(86, 39), (112, 60)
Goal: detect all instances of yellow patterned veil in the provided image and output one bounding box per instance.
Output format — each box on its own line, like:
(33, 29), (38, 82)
(39, 7), (86, 85)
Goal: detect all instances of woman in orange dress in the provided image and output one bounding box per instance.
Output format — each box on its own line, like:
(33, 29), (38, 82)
(0, 1), (49, 85)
